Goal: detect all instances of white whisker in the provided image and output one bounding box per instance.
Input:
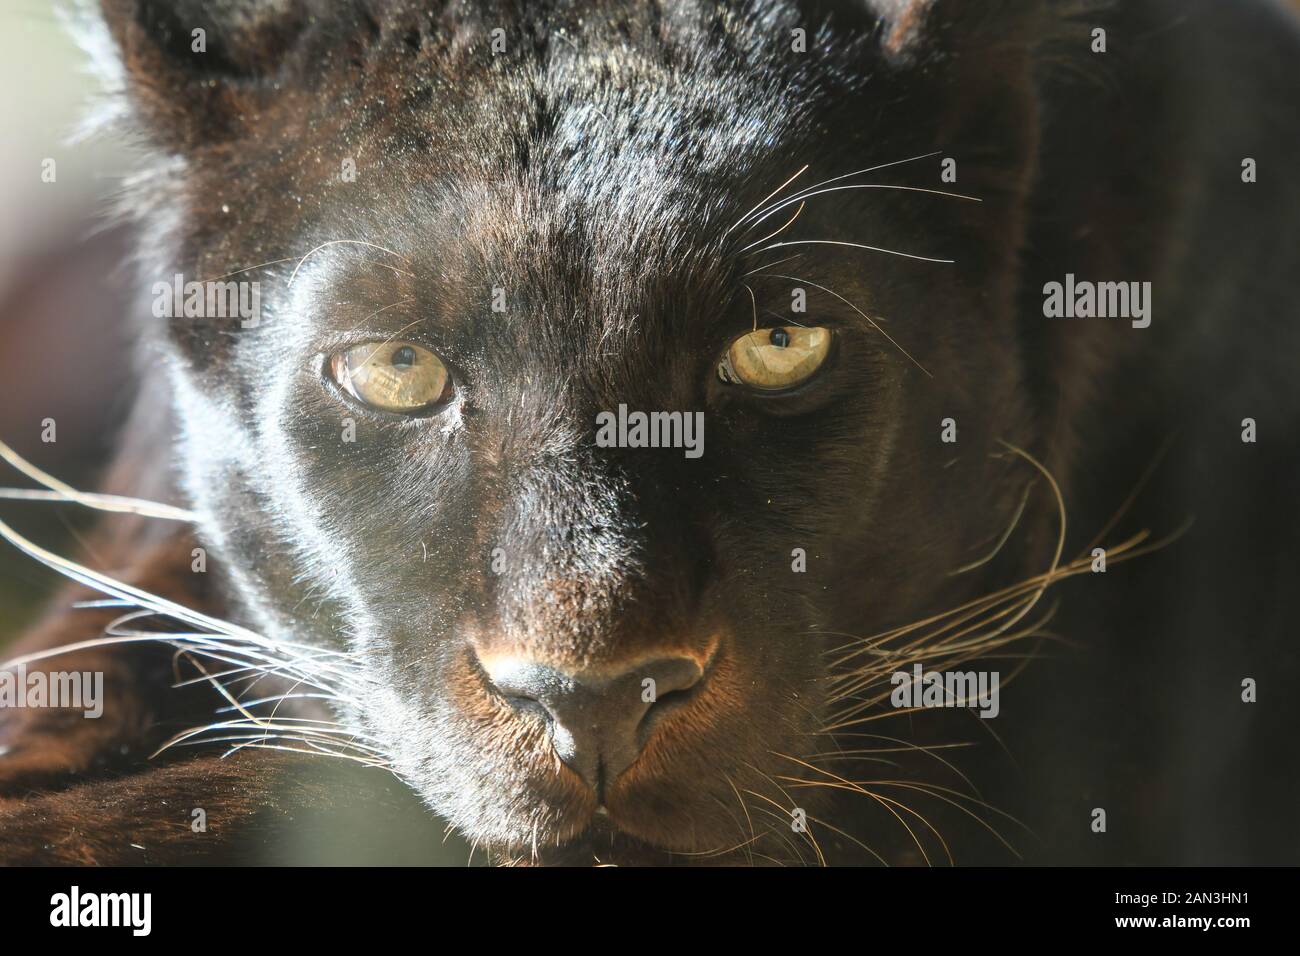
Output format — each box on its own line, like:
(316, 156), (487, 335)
(756, 239), (954, 265)
(752, 271), (933, 377)
(742, 183), (981, 241)
(219, 741), (390, 769)
(0, 437), (196, 521)
(214, 692), (344, 712)
(734, 150), (942, 234)
(724, 163), (809, 237)
(741, 253), (803, 277)
(286, 239), (414, 288)
(0, 441), (384, 776)
(738, 200), (805, 254)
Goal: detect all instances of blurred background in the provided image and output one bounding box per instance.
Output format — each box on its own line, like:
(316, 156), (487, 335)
(0, 1), (137, 650)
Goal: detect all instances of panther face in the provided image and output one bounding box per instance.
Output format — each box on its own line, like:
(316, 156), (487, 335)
(102, 0), (1048, 862)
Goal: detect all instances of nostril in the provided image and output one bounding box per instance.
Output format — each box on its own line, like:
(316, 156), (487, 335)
(645, 683), (695, 711)
(478, 653), (708, 794)
(636, 664), (705, 738)
(642, 662), (704, 702)
(482, 660), (578, 715)
(501, 693), (552, 723)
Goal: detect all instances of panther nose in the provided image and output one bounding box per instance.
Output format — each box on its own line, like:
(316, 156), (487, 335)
(482, 655), (704, 795)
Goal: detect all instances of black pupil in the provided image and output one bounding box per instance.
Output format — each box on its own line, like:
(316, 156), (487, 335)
(769, 328), (791, 348)
(391, 346), (417, 368)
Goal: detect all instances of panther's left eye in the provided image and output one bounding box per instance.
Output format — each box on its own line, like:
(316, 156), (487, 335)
(718, 326), (832, 391)
(329, 341), (453, 414)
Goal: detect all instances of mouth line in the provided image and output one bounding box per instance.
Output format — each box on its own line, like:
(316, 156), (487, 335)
(537, 813), (757, 867)
(557, 816), (681, 865)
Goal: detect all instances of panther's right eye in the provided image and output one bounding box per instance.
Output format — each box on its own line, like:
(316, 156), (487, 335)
(328, 340), (453, 414)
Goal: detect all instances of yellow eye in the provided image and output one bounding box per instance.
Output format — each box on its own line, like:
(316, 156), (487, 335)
(719, 326), (832, 391)
(329, 341), (452, 413)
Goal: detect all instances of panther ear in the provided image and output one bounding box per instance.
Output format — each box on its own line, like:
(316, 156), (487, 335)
(98, 0), (318, 150)
(865, 0), (936, 60)
(861, 0), (1043, 63)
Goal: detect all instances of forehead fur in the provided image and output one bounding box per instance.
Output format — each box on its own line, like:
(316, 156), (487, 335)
(87, 0), (886, 352)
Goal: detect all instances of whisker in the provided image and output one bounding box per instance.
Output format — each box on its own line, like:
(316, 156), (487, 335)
(346, 298), (418, 344)
(734, 150), (942, 234)
(171, 732), (385, 758)
(218, 741), (390, 768)
(753, 271), (932, 377)
(345, 314), (435, 373)
(798, 777), (1026, 859)
(771, 751), (948, 865)
(723, 163), (809, 237)
(744, 763), (827, 866)
(196, 256), (304, 284)
(671, 833), (768, 861)
(744, 801), (812, 866)
(947, 481), (1032, 576)
(214, 692), (342, 711)
(0, 437), (196, 521)
(0, 514), (261, 643)
(743, 183), (980, 240)
(741, 252), (804, 277)
(722, 772), (758, 864)
(755, 239), (954, 265)
(806, 732), (982, 798)
(801, 809), (888, 866)
(0, 456), (376, 773)
(153, 716), (384, 755)
(1086, 432), (1177, 552)
(287, 239), (414, 288)
(742, 283), (759, 331)
(737, 200), (805, 254)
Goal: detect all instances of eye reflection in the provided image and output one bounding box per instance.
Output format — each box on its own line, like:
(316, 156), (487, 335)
(718, 326), (832, 390)
(329, 340), (453, 413)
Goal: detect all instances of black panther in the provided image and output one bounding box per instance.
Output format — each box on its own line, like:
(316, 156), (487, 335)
(0, 0), (1297, 865)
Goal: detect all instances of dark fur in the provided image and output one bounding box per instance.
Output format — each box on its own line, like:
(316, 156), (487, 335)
(2, 0), (1299, 864)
